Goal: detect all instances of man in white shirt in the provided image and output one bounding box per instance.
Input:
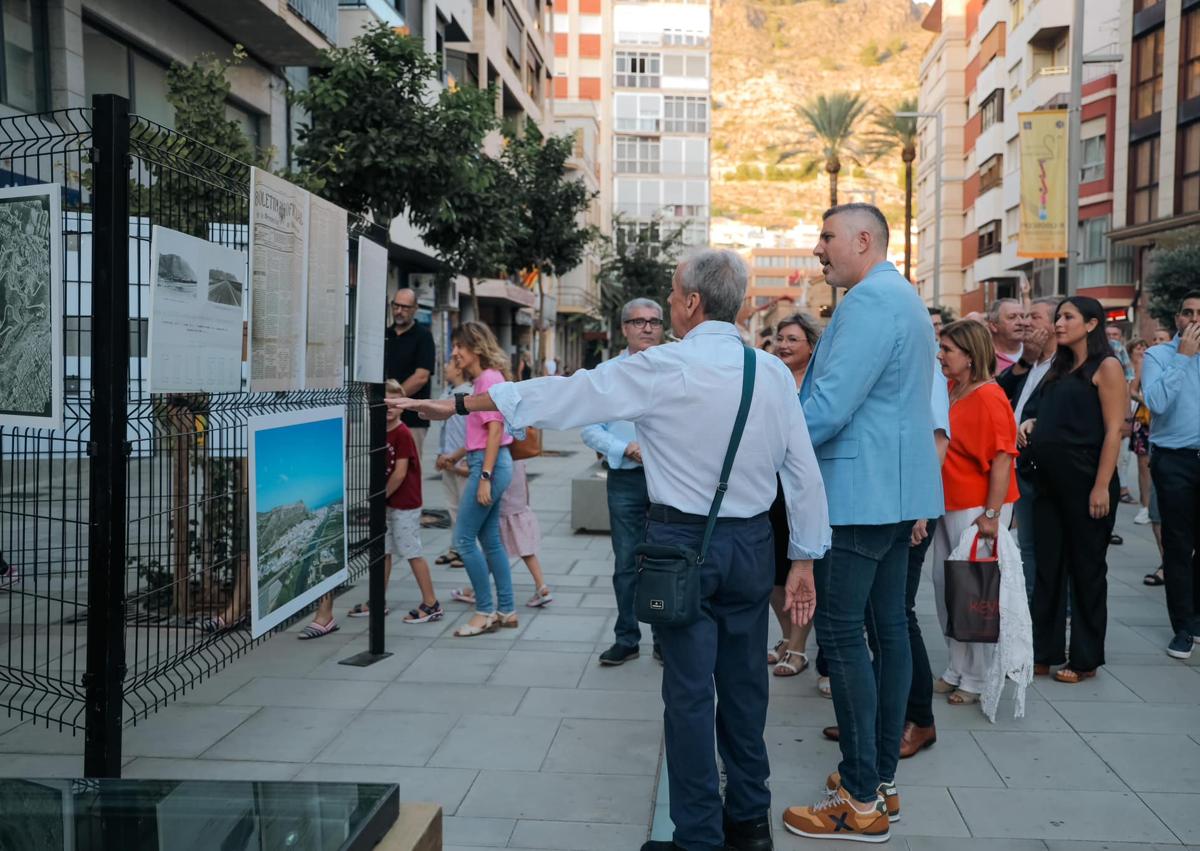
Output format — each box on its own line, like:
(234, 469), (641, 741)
(997, 295), (1059, 601)
(988, 298), (1028, 374)
(580, 298), (665, 666)
(394, 249), (831, 851)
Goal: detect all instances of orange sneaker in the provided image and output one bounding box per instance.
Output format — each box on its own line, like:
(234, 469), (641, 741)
(826, 772), (900, 822)
(782, 785), (890, 843)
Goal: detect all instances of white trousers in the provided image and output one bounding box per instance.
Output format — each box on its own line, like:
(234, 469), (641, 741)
(441, 468), (464, 530)
(931, 504), (1013, 695)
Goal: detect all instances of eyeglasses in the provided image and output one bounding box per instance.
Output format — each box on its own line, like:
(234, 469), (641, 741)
(392, 302), (416, 310)
(623, 318), (663, 330)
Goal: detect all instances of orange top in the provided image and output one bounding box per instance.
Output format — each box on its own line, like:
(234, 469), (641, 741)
(942, 382), (1020, 512)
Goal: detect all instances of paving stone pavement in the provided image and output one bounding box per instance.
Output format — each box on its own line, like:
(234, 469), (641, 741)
(2, 429), (1198, 850)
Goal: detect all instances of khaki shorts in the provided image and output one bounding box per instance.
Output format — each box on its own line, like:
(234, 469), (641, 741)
(385, 507), (423, 560)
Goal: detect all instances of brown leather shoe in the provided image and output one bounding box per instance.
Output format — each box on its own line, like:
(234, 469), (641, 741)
(821, 725), (840, 742)
(898, 721), (936, 759)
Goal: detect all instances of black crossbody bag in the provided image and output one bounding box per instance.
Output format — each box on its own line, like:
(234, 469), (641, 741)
(634, 346), (756, 628)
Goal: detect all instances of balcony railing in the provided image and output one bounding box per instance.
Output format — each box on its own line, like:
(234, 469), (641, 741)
(290, 0), (339, 42)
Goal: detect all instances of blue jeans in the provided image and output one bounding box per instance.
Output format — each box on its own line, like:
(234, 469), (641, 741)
(650, 511), (774, 851)
(606, 467), (650, 648)
(454, 448), (514, 613)
(815, 521), (914, 803)
(1015, 470), (1038, 605)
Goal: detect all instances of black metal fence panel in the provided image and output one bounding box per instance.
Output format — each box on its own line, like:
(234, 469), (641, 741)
(0, 97), (386, 773)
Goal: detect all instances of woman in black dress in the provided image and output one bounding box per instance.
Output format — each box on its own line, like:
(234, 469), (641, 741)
(766, 313), (821, 677)
(1019, 297), (1128, 684)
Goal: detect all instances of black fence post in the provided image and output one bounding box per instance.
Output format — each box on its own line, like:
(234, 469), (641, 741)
(83, 94), (131, 778)
(341, 382), (391, 667)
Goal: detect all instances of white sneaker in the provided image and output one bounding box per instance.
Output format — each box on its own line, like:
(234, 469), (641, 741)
(1134, 507), (1151, 525)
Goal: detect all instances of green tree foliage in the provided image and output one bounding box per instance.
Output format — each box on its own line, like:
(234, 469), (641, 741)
(1147, 242), (1200, 328)
(165, 46), (271, 168)
(867, 97), (918, 279)
(289, 23), (497, 226)
(501, 124), (598, 354)
(597, 215), (688, 343)
(783, 92), (871, 208)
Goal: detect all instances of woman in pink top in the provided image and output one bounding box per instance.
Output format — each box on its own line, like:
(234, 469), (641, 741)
(447, 322), (516, 637)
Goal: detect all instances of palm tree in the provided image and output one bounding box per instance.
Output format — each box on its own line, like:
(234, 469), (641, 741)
(868, 97), (919, 281)
(787, 92), (871, 209)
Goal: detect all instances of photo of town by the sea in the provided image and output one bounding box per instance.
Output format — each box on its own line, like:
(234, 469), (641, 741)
(247, 407), (347, 637)
(154, 252), (198, 297)
(0, 184), (62, 429)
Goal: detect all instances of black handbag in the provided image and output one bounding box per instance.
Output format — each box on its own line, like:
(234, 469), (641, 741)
(634, 346), (756, 628)
(942, 533), (1001, 643)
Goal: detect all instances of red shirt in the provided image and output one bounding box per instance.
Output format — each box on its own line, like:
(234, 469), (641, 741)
(942, 382), (1020, 512)
(387, 422), (422, 510)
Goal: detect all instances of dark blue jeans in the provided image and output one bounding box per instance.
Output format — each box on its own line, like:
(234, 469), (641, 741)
(651, 512), (774, 851)
(1150, 447), (1200, 636)
(606, 467), (651, 648)
(815, 521), (914, 803)
(1014, 470), (1038, 605)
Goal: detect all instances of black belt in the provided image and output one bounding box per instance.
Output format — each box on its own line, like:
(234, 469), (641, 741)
(1153, 445), (1200, 458)
(647, 503), (767, 525)
(604, 464), (645, 475)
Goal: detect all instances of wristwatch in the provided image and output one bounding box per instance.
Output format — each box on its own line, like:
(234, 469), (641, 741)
(984, 508), (999, 520)
(480, 470), (493, 481)
(454, 393), (469, 416)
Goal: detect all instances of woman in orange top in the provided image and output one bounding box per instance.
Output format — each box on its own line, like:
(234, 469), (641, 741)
(931, 320), (1020, 705)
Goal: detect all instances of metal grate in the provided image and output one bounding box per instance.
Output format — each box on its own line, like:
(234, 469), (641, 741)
(0, 98), (387, 775)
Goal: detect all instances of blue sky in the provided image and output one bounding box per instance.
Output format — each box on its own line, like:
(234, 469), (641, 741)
(254, 416), (344, 513)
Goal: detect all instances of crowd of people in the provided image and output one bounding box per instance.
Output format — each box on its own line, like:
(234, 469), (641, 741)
(300, 200), (1197, 850)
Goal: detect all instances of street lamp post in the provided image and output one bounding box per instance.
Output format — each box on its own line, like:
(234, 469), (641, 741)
(897, 110), (943, 308)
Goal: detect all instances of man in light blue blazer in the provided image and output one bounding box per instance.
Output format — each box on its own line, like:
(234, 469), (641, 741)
(783, 204), (944, 842)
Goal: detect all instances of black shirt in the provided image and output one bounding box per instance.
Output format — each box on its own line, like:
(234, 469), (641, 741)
(1031, 355), (1113, 448)
(384, 322), (436, 429)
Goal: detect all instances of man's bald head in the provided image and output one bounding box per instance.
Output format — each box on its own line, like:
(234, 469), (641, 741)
(813, 203), (892, 290)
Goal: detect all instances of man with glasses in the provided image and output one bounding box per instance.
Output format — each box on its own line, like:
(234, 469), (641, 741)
(385, 288), (437, 456)
(581, 298), (666, 666)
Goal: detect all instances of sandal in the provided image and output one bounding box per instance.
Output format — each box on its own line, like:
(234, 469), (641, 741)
(1144, 569), (1165, 587)
(297, 619), (339, 640)
(450, 588), (476, 604)
(947, 689), (980, 705)
(454, 613), (499, 637)
(773, 650), (809, 677)
(1034, 664), (1051, 676)
(526, 586), (554, 608)
(932, 677), (957, 694)
(1110, 534), (1124, 546)
(404, 601), (444, 624)
(348, 602), (390, 618)
(1054, 667), (1096, 684)
(817, 676), (832, 699)
(767, 639), (788, 666)
(436, 550), (460, 565)
(1119, 492), (1137, 504)
(496, 611), (519, 629)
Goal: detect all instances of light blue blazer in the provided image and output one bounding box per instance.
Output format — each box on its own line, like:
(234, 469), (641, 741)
(801, 261), (944, 526)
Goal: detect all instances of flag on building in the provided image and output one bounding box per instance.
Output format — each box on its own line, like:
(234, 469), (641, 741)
(1018, 111), (1068, 258)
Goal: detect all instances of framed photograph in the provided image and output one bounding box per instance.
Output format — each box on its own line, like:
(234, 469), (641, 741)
(0, 183), (63, 430)
(247, 406), (348, 638)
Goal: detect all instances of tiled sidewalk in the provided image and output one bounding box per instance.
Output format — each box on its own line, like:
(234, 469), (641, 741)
(2, 429), (1199, 850)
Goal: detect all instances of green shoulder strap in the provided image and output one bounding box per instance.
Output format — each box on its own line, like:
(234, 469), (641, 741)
(698, 345), (756, 564)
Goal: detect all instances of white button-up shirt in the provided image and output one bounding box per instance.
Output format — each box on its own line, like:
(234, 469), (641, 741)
(489, 321), (831, 560)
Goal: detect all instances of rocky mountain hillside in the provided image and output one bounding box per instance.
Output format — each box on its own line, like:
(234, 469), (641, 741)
(711, 0), (933, 234)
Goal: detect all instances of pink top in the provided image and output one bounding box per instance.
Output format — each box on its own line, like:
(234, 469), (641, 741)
(466, 368), (513, 451)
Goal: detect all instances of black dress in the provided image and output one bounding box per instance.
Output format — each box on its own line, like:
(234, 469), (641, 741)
(1028, 354), (1119, 673)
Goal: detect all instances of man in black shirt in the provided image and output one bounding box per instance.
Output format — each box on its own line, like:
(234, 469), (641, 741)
(384, 288), (436, 455)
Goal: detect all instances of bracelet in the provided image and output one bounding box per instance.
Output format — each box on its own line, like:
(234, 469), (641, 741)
(454, 393), (469, 416)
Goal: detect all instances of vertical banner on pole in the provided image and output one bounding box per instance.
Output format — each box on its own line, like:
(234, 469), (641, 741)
(1018, 111), (1068, 259)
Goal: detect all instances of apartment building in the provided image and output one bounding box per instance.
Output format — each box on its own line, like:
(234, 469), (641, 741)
(916, 0), (1132, 317)
(741, 246), (828, 342)
(1110, 0), (1200, 337)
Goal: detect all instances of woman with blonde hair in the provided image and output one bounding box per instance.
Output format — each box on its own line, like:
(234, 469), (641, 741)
(445, 322), (517, 636)
(931, 319), (1020, 705)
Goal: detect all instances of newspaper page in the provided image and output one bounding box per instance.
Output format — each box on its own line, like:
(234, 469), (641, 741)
(249, 168), (308, 393)
(0, 183), (63, 430)
(304, 194), (348, 390)
(352, 237), (387, 384)
(148, 226), (246, 393)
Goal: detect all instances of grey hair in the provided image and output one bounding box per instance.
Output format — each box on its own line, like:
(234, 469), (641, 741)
(1031, 296), (1063, 311)
(620, 297), (663, 323)
(823, 203), (890, 249)
(678, 249), (748, 323)
(987, 297), (1022, 323)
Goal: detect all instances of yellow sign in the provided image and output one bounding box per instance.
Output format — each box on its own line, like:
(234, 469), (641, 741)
(1018, 111), (1068, 258)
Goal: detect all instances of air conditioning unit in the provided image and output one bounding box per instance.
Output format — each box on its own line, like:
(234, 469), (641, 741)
(434, 276), (458, 310)
(410, 273), (437, 306)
